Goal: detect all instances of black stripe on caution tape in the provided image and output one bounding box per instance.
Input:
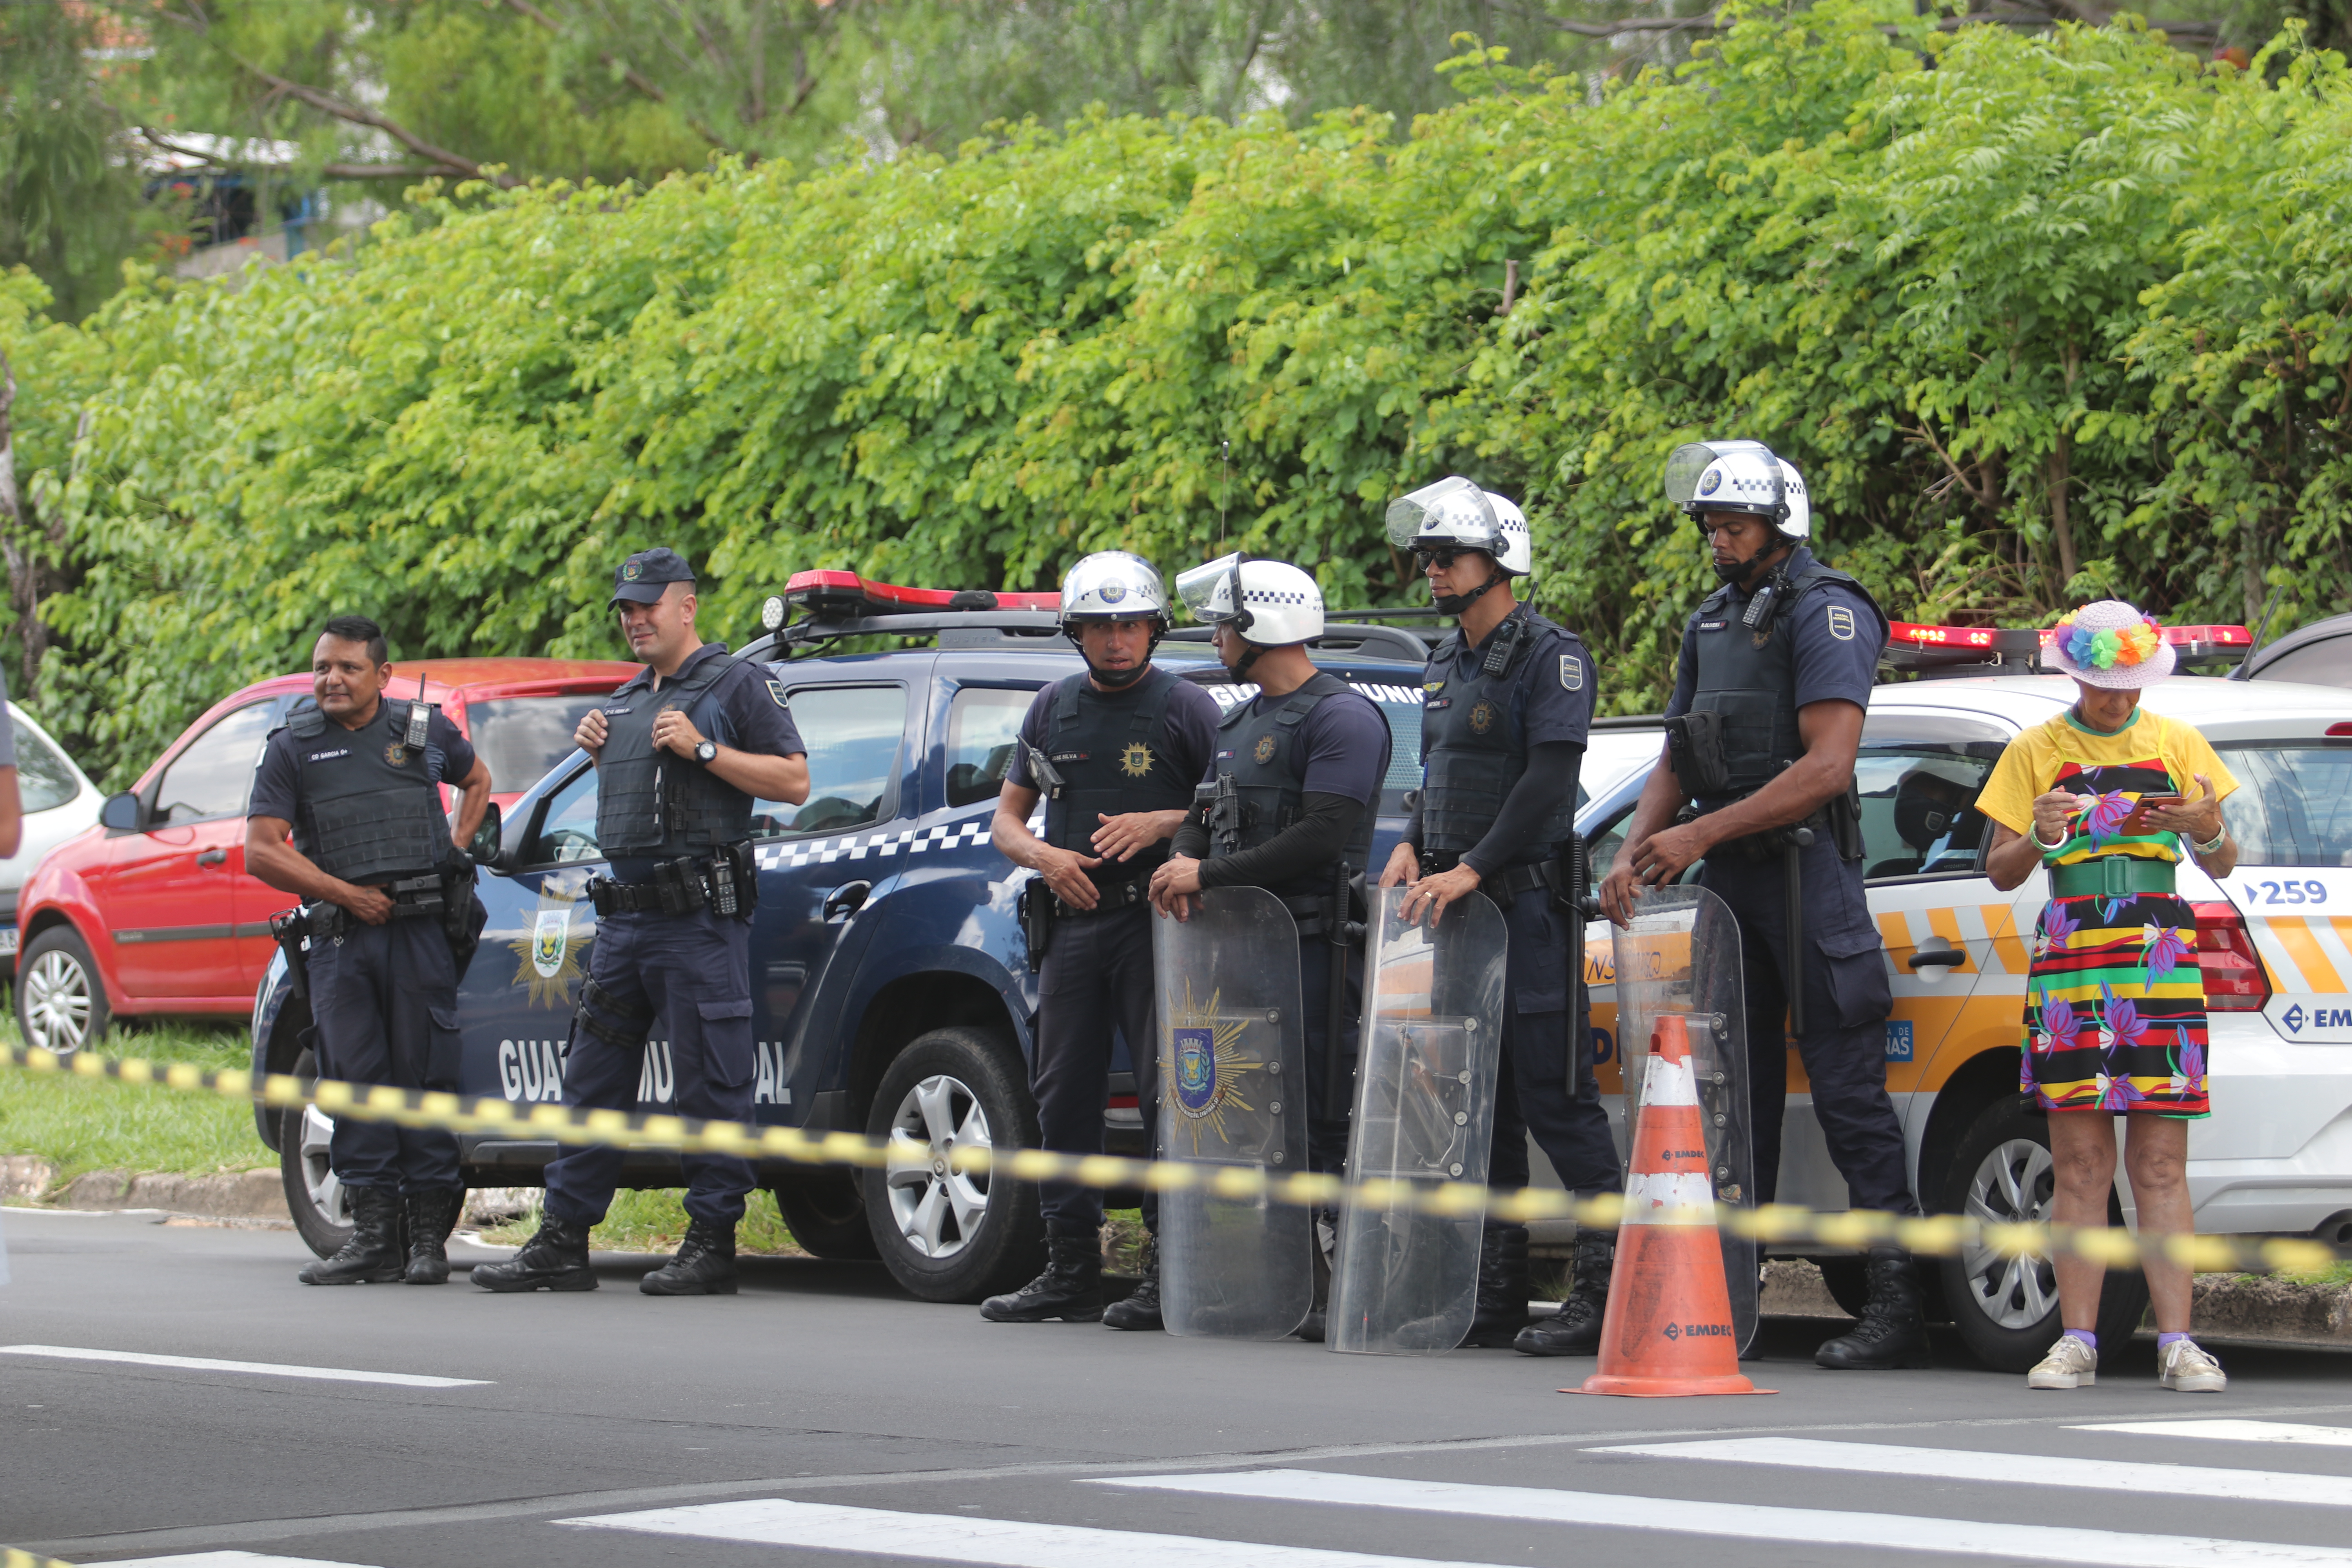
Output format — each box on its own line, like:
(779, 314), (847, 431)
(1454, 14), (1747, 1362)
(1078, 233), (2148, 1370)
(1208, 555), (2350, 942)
(4, 1043), (2343, 1276)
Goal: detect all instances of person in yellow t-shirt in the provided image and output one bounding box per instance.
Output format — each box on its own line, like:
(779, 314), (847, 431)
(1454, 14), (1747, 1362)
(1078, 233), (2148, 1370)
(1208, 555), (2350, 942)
(1977, 600), (2239, 1395)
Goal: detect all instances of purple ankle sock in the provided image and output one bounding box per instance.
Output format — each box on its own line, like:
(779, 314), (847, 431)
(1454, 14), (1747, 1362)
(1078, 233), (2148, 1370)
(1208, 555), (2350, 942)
(2158, 1331), (2191, 1350)
(2063, 1328), (2097, 1351)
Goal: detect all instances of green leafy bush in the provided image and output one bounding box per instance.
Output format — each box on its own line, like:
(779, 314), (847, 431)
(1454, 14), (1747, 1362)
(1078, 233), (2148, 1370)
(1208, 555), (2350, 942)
(9, 4), (2349, 784)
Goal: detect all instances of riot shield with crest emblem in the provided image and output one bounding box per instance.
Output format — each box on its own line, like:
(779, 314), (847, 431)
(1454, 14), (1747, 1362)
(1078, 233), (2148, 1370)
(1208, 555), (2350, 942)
(1153, 885), (1312, 1340)
(1328, 885), (1507, 1355)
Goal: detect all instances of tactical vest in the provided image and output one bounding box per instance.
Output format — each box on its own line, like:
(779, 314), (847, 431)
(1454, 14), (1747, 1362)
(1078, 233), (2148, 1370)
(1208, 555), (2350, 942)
(1208, 672), (1390, 899)
(285, 700), (453, 885)
(1040, 668), (1196, 887)
(595, 649), (755, 860)
(1687, 554), (1887, 802)
(1419, 606), (1581, 858)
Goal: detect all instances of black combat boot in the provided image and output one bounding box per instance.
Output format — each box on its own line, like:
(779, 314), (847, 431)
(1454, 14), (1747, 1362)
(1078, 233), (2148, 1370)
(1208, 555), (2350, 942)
(980, 1234), (1103, 1322)
(298, 1184), (406, 1285)
(402, 1187), (465, 1285)
(1458, 1226), (1532, 1348)
(1513, 1227), (1614, 1356)
(471, 1214), (597, 1292)
(1102, 1233), (1163, 1331)
(1293, 1212), (1335, 1341)
(1814, 1244), (1934, 1369)
(641, 1217), (740, 1295)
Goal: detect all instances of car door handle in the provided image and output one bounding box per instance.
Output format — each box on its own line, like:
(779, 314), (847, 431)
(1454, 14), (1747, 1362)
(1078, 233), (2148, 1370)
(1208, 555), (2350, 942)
(1907, 948), (1967, 969)
(822, 881), (871, 922)
(196, 848), (227, 868)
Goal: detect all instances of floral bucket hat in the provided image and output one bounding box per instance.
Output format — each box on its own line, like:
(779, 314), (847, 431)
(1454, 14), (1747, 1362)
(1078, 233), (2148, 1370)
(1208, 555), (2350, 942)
(2044, 599), (2175, 689)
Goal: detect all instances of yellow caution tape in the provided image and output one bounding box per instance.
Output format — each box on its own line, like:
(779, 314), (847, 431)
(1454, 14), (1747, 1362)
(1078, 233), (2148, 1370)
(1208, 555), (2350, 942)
(6, 1044), (2342, 1276)
(6, 1547), (78, 1568)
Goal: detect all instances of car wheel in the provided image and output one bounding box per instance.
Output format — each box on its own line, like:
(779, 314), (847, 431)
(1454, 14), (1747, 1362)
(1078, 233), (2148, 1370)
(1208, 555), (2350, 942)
(859, 1025), (1045, 1303)
(1937, 1095), (2149, 1372)
(16, 926), (108, 1056)
(280, 1049), (355, 1259)
(771, 1171), (880, 1260)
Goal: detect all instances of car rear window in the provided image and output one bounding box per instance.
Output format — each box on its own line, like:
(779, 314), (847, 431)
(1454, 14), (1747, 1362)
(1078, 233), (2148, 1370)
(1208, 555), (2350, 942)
(14, 722), (80, 815)
(467, 695), (611, 793)
(2218, 744), (2352, 867)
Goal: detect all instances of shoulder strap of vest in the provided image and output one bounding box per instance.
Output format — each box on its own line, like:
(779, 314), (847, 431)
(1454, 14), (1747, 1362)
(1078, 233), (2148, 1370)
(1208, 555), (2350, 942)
(1277, 670), (1350, 728)
(286, 699), (326, 739)
(1696, 584), (1735, 618)
(1049, 671), (1091, 730)
(1125, 666), (1177, 737)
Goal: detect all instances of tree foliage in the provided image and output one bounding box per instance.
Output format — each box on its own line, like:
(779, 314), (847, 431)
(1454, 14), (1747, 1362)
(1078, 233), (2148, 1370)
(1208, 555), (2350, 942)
(8, 5), (2351, 786)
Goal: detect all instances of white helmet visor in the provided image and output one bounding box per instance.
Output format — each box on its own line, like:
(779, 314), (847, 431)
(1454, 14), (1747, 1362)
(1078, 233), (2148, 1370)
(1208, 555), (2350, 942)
(1664, 439), (1779, 510)
(1384, 476), (1498, 550)
(1175, 552), (1247, 627)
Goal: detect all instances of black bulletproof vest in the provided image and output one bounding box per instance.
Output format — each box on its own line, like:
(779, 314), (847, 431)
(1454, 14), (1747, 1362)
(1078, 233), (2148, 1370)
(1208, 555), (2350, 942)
(1419, 606), (1580, 858)
(1209, 672), (1390, 898)
(595, 650), (755, 859)
(1040, 668), (1196, 886)
(1688, 555), (1887, 801)
(286, 701), (453, 884)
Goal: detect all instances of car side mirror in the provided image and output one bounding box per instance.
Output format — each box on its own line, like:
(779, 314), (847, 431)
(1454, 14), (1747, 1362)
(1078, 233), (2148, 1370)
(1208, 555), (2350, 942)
(99, 792), (143, 833)
(466, 801), (503, 866)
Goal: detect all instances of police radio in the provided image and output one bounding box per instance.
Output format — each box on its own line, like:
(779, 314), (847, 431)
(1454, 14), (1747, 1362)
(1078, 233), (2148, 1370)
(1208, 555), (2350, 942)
(404, 671), (432, 749)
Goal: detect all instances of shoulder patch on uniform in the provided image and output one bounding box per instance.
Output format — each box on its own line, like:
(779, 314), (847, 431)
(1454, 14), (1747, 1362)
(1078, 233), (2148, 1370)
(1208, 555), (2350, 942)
(1559, 654), (1584, 691)
(766, 678), (788, 708)
(1826, 605), (1857, 642)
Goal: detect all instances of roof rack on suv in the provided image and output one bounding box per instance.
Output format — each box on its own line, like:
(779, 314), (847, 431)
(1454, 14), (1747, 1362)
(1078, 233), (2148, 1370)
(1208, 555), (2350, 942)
(1880, 619), (2253, 679)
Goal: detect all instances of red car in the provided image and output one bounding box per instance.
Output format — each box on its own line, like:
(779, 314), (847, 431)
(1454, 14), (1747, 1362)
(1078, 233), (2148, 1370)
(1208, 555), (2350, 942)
(14, 657), (637, 1054)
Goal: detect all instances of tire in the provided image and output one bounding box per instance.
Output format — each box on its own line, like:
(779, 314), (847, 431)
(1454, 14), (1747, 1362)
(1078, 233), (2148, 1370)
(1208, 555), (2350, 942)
(1936, 1095), (2150, 1372)
(771, 1171), (880, 1260)
(859, 1025), (1045, 1303)
(279, 1047), (356, 1259)
(17, 926), (108, 1056)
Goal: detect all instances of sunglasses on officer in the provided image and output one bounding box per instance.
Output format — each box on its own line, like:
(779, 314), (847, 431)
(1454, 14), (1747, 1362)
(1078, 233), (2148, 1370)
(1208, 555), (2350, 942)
(1414, 546), (1470, 571)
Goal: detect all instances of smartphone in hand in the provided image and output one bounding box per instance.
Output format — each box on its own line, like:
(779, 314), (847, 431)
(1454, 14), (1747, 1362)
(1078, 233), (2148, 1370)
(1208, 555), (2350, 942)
(2118, 792), (2186, 837)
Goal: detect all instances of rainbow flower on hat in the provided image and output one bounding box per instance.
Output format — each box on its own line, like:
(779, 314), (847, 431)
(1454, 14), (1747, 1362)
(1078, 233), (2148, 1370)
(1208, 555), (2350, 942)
(2044, 599), (2176, 688)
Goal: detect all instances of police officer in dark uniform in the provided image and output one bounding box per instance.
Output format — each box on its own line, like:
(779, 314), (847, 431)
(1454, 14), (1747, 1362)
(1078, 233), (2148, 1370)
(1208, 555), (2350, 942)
(979, 552), (1221, 1329)
(1151, 552), (1392, 1341)
(476, 548), (809, 1297)
(1374, 479), (1626, 1355)
(248, 614), (493, 1287)
(1599, 441), (1928, 1370)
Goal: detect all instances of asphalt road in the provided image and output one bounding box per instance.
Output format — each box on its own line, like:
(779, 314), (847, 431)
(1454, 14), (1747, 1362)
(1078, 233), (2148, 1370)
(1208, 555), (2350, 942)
(8, 1209), (2352, 1568)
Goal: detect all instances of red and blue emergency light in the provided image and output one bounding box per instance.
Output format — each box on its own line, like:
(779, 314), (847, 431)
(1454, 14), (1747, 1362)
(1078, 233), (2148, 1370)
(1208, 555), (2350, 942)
(781, 570), (1060, 619)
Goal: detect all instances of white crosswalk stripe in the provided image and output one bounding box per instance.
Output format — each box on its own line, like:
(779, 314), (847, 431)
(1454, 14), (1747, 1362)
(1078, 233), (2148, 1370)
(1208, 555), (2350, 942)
(1590, 1435), (2352, 1507)
(558, 1497), (1512, 1568)
(102, 1555), (376, 1568)
(2074, 1419), (2352, 1449)
(1093, 1467), (2352, 1568)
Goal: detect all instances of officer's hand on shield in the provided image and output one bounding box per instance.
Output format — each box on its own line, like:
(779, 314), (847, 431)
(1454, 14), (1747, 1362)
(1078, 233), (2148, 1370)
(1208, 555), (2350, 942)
(1398, 862), (1479, 926)
(1598, 855), (1644, 929)
(1148, 854), (1202, 921)
(1089, 809), (1180, 865)
(1377, 840), (1420, 890)
(574, 708), (608, 755)
(1036, 844), (1105, 910)
(337, 882), (397, 926)
(1629, 820), (1707, 891)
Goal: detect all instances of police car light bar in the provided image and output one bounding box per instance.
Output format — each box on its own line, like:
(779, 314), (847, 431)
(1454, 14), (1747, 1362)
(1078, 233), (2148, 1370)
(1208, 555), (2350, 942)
(782, 570), (1060, 621)
(1882, 619), (2253, 675)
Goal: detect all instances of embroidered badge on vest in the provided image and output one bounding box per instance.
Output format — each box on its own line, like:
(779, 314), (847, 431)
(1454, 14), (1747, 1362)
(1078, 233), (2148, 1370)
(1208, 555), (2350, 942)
(1254, 733), (1278, 765)
(385, 743), (410, 767)
(1469, 700), (1497, 735)
(1120, 741), (1155, 779)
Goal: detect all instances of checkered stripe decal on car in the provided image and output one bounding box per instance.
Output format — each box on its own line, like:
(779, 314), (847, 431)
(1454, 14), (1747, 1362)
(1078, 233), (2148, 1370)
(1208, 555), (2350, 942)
(753, 812), (1005, 870)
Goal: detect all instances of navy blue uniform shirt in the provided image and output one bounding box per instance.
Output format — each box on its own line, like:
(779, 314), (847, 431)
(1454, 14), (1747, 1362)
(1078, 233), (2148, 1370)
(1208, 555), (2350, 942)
(1004, 669), (1221, 797)
(1202, 684), (1390, 804)
(1664, 547), (1879, 720)
(251, 701), (478, 826)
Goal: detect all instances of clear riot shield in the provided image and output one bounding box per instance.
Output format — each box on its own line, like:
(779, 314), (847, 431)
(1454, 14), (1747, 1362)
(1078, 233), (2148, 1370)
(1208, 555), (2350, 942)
(1153, 885), (1313, 1340)
(1328, 886), (1507, 1356)
(1612, 883), (1757, 1353)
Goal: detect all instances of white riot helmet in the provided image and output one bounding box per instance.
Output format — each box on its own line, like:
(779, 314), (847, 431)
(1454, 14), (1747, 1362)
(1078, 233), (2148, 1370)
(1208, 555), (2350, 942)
(1175, 552), (1324, 646)
(1059, 550), (1168, 688)
(1383, 475), (1532, 576)
(1663, 439), (1811, 541)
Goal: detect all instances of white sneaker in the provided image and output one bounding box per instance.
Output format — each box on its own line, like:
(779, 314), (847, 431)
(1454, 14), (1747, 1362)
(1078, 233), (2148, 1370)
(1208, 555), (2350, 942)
(2158, 1338), (2228, 1393)
(2027, 1334), (2099, 1389)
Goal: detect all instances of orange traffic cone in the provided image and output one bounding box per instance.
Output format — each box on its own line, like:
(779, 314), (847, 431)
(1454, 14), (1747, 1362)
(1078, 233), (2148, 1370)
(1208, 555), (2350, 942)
(1573, 1014), (1772, 1397)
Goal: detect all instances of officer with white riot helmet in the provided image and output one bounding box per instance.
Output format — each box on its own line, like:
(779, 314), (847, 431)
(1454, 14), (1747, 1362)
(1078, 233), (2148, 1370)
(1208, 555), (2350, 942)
(1599, 440), (1928, 1370)
(1150, 553), (1391, 1340)
(980, 550), (1221, 1328)
(1376, 477), (1625, 1354)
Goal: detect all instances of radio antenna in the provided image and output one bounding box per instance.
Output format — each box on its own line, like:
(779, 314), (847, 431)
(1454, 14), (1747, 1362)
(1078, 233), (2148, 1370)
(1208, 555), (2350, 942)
(1219, 439), (1230, 556)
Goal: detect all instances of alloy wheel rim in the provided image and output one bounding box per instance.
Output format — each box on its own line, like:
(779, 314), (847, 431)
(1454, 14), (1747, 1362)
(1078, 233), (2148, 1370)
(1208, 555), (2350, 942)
(1959, 1135), (2058, 1330)
(298, 1105), (349, 1229)
(881, 1073), (994, 1260)
(23, 949), (91, 1055)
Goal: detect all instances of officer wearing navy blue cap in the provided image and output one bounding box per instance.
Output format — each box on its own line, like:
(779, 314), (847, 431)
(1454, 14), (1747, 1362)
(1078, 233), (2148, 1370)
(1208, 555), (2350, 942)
(476, 548), (810, 1297)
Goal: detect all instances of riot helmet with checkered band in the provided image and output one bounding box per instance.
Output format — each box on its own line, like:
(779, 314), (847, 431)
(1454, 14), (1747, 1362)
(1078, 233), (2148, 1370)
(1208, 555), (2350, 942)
(1663, 439), (1811, 541)
(1384, 476), (1533, 576)
(1174, 552), (1324, 648)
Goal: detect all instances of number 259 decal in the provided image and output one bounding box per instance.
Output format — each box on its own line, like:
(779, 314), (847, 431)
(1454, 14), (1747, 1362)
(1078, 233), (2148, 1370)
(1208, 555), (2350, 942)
(2245, 879), (2329, 906)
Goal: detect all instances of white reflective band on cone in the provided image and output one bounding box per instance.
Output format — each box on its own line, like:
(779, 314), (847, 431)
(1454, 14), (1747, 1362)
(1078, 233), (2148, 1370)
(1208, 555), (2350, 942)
(1624, 1172), (1719, 1225)
(1641, 1046), (1699, 1107)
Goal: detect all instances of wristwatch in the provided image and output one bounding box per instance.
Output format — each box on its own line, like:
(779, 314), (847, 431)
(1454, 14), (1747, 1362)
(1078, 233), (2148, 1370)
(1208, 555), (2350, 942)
(694, 739), (718, 766)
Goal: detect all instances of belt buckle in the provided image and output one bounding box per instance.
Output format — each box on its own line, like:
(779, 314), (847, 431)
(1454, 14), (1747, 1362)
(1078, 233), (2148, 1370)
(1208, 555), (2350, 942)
(2101, 857), (2129, 898)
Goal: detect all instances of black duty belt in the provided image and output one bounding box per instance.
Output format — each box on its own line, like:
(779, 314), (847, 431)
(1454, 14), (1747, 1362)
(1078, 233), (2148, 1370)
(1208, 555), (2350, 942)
(2047, 856), (2176, 900)
(309, 875), (447, 940)
(589, 844), (757, 919)
(1419, 851), (1562, 904)
(1054, 879), (1147, 919)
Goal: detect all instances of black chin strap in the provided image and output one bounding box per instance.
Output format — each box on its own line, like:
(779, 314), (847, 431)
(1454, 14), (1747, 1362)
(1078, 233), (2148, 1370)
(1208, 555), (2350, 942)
(1230, 641), (1266, 684)
(1434, 570), (1506, 616)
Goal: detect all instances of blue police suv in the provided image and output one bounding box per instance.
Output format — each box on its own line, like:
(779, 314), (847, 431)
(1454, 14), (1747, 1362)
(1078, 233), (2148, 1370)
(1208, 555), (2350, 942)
(251, 573), (1432, 1303)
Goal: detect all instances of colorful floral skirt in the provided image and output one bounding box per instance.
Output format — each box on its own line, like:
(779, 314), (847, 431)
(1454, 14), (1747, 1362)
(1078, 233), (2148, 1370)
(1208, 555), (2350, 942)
(2022, 886), (2210, 1117)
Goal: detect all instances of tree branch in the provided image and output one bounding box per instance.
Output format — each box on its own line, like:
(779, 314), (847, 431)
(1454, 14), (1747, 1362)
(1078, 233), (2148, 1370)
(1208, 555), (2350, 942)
(1492, 4), (2216, 40)
(501, 0), (728, 148)
(237, 60), (500, 183)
